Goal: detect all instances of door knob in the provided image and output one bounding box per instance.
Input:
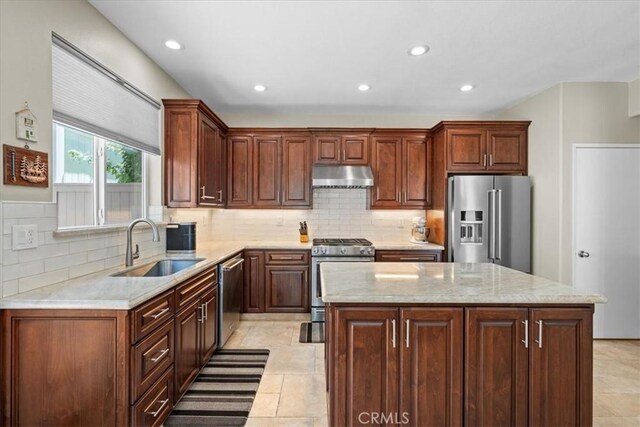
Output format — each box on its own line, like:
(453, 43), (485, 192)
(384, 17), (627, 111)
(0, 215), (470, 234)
(578, 250), (590, 258)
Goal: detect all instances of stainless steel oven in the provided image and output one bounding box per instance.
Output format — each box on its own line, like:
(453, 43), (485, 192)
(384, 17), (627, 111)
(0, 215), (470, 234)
(310, 238), (375, 322)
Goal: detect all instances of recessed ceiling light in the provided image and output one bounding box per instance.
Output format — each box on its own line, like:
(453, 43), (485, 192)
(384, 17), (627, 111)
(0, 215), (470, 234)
(164, 40), (182, 50)
(358, 84), (371, 91)
(253, 84), (267, 92)
(408, 45), (430, 56)
(460, 84), (475, 92)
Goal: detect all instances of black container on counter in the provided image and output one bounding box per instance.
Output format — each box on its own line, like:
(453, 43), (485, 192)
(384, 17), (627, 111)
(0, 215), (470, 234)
(166, 222), (196, 253)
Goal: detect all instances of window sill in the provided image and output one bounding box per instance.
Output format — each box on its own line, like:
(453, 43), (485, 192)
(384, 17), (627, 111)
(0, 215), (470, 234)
(53, 221), (169, 237)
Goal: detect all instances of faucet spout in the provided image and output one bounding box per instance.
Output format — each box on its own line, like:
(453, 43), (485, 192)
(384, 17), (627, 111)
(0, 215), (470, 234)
(125, 218), (160, 267)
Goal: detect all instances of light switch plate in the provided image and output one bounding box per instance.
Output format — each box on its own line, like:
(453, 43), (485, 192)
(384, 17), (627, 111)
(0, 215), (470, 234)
(12, 224), (38, 250)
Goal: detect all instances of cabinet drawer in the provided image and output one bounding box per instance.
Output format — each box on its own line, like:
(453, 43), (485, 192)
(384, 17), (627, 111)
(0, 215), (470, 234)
(131, 319), (174, 403)
(175, 266), (217, 311)
(131, 366), (174, 427)
(265, 250), (309, 265)
(375, 250), (442, 262)
(132, 290), (175, 343)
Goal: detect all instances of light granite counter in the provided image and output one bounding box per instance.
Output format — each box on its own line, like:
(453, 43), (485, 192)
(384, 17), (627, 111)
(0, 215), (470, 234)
(320, 262), (606, 304)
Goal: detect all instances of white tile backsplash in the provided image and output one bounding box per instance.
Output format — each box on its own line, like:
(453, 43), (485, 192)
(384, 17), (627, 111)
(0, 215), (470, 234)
(1, 201), (166, 298)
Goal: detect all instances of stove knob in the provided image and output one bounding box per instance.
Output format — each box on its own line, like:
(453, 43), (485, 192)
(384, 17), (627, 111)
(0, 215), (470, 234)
(340, 248), (347, 255)
(312, 247), (318, 255)
(322, 247), (328, 255)
(359, 248), (366, 255)
(368, 247), (374, 255)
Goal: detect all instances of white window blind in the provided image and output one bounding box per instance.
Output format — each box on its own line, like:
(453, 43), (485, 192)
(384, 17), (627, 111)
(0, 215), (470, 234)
(52, 33), (161, 155)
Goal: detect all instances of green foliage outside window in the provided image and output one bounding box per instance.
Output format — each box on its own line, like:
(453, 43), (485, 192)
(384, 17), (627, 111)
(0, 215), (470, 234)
(68, 142), (142, 183)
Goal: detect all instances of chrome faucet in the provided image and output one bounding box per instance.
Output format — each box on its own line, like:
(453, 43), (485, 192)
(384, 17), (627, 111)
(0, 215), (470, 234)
(125, 218), (160, 267)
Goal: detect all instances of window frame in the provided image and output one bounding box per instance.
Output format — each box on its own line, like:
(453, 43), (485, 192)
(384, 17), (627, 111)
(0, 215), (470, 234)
(53, 120), (150, 229)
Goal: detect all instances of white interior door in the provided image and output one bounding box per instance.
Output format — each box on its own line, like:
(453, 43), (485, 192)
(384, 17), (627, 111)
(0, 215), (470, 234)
(574, 144), (640, 338)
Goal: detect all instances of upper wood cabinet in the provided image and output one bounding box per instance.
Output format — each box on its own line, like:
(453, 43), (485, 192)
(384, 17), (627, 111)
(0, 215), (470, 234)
(370, 132), (431, 209)
(444, 124), (528, 173)
(228, 132), (312, 209)
(313, 133), (370, 165)
(163, 99), (227, 208)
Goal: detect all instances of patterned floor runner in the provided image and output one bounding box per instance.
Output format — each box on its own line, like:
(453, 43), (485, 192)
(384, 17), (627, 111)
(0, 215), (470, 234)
(165, 348), (269, 426)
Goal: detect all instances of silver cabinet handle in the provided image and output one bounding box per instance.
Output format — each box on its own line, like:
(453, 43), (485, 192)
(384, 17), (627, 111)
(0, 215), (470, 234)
(199, 304), (205, 323)
(342, 148), (346, 162)
(146, 398), (169, 417)
(204, 302), (208, 320)
(496, 189), (502, 260)
(489, 154), (493, 166)
(150, 348), (169, 363)
(405, 319), (410, 348)
(483, 154), (487, 167)
(144, 307), (169, 320)
(535, 320), (543, 348)
(578, 250), (590, 258)
(488, 190), (496, 260)
(391, 319), (396, 348)
(399, 257), (421, 261)
(200, 186), (217, 200)
(521, 320), (528, 348)
(218, 189), (223, 202)
(223, 258), (245, 271)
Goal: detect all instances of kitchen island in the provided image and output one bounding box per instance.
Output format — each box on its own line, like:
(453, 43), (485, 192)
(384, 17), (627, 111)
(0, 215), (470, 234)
(320, 262), (606, 427)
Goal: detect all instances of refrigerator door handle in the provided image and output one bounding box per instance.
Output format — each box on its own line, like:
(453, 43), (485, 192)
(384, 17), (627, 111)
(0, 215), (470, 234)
(496, 189), (502, 260)
(488, 189), (496, 260)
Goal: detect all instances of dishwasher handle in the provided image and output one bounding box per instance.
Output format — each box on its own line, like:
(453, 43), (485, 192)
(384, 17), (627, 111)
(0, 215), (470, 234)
(223, 257), (245, 271)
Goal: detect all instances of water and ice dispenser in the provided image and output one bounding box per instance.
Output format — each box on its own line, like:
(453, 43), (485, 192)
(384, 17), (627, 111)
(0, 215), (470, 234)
(459, 210), (483, 244)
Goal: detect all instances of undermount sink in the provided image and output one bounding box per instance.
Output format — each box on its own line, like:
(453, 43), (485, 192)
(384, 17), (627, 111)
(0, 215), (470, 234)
(112, 258), (205, 277)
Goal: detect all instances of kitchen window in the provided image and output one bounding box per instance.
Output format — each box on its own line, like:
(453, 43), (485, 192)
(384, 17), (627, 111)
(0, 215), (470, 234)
(53, 122), (146, 228)
(51, 32), (160, 229)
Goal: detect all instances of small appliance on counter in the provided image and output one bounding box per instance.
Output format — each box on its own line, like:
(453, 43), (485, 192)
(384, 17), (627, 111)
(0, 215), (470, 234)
(166, 222), (196, 253)
(410, 216), (430, 244)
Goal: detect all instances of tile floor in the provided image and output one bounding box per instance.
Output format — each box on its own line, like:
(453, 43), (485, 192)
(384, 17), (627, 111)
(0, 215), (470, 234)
(226, 320), (639, 426)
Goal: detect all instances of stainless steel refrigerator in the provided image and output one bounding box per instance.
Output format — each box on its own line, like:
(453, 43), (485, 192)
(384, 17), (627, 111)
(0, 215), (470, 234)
(448, 175), (531, 273)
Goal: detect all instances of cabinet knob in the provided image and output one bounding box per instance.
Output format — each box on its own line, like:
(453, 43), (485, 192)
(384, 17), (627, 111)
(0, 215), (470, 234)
(578, 250), (590, 258)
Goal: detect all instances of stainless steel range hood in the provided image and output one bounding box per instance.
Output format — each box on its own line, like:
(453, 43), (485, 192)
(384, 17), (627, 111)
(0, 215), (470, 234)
(312, 165), (374, 188)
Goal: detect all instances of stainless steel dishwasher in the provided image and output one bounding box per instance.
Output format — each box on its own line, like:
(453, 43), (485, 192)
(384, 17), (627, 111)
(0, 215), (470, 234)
(218, 255), (244, 347)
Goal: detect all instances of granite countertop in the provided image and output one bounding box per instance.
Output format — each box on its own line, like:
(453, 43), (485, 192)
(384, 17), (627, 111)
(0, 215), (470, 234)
(320, 262), (607, 304)
(0, 239), (443, 311)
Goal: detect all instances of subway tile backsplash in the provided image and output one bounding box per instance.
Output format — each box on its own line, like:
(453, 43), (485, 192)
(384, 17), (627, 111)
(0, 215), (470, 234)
(1, 189), (423, 298)
(1, 201), (165, 298)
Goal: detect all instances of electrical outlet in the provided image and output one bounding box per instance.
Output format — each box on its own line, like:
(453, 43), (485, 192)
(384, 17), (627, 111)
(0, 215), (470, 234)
(12, 224), (38, 250)
(398, 219), (405, 229)
(276, 216), (283, 226)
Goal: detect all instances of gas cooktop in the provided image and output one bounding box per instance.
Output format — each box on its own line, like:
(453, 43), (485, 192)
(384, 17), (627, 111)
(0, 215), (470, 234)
(312, 238), (372, 246)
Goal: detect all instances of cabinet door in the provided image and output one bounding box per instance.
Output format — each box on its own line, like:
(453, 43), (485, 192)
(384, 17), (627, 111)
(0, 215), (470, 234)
(282, 135), (312, 207)
(174, 299), (202, 401)
(446, 128), (487, 172)
(486, 129), (527, 172)
(371, 136), (402, 208)
(227, 135), (253, 207)
(332, 307), (399, 427)
(264, 265), (309, 312)
(164, 108), (197, 207)
(243, 251), (265, 313)
(400, 308), (462, 427)
(342, 135), (369, 165)
(313, 135), (341, 164)
(198, 114), (222, 206)
(200, 286), (218, 365)
(529, 308), (593, 427)
(402, 136), (430, 207)
(253, 136), (282, 207)
(465, 308), (528, 427)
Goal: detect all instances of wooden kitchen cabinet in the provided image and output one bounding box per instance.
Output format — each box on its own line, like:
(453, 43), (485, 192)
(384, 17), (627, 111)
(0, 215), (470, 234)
(375, 249), (442, 262)
(243, 249), (310, 313)
(313, 132), (370, 165)
(163, 99), (227, 208)
(443, 124), (527, 173)
(370, 132), (431, 209)
(227, 132), (312, 208)
(465, 307), (593, 427)
(329, 306), (462, 426)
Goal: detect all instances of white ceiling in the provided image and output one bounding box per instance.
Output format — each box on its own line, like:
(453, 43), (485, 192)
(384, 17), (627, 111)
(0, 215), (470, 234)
(90, 0), (640, 117)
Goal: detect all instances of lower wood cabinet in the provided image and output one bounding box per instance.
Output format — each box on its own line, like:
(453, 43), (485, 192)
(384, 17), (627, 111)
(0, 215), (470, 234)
(244, 249), (310, 313)
(1, 265), (219, 427)
(375, 249), (442, 262)
(329, 306), (462, 427)
(327, 304), (593, 427)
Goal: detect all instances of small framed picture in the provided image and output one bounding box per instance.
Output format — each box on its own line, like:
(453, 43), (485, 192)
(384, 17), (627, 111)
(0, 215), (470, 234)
(16, 103), (38, 143)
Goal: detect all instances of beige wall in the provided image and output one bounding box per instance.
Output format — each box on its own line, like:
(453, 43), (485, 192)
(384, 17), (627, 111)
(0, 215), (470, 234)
(628, 78), (640, 117)
(499, 81), (640, 284)
(0, 0), (191, 203)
